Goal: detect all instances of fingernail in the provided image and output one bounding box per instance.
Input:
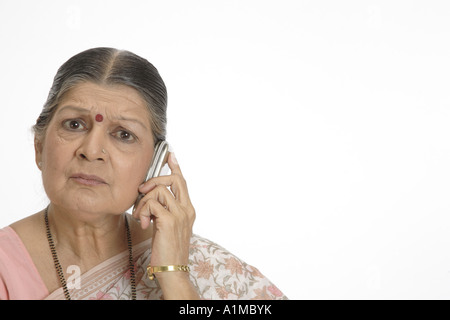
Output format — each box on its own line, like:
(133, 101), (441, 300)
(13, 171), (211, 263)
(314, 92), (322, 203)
(138, 183), (146, 193)
(139, 182), (156, 193)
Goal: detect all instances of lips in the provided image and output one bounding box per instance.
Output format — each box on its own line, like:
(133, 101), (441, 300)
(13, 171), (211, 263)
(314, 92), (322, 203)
(70, 173), (107, 186)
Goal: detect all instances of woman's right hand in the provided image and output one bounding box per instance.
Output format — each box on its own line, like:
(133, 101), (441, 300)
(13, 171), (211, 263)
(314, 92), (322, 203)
(132, 153), (199, 299)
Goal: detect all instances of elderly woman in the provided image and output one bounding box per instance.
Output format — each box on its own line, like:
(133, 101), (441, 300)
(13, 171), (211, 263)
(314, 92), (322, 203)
(0, 48), (286, 300)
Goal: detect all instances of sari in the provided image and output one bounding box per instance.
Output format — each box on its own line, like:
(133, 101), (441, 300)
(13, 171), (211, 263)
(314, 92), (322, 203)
(0, 226), (287, 300)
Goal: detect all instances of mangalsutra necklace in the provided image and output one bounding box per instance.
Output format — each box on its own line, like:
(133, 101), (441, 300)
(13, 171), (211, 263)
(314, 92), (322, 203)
(44, 207), (136, 300)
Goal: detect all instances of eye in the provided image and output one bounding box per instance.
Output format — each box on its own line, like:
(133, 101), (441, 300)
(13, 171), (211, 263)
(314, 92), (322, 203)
(112, 129), (136, 143)
(62, 119), (87, 131)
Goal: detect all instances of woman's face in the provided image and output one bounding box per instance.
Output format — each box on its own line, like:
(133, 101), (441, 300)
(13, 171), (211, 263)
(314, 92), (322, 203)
(35, 82), (155, 217)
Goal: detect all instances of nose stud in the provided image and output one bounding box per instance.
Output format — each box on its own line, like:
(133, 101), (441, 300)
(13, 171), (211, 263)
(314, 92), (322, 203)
(95, 114), (104, 122)
(102, 149), (106, 154)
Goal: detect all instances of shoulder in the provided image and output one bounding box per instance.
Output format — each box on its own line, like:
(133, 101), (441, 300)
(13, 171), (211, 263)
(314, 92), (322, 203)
(0, 225), (48, 300)
(0, 227), (29, 280)
(188, 234), (287, 300)
(0, 213), (49, 300)
(0, 226), (28, 263)
(0, 227), (19, 298)
(9, 211), (45, 241)
(9, 211), (49, 262)
(189, 235), (249, 277)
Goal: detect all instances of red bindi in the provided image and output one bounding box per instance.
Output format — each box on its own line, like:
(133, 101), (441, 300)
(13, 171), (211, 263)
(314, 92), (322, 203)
(95, 114), (103, 122)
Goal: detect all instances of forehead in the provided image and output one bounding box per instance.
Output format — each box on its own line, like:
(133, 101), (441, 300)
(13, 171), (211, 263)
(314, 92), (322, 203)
(57, 82), (150, 119)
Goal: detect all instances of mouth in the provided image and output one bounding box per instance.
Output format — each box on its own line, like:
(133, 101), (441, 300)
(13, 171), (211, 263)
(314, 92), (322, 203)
(70, 173), (107, 186)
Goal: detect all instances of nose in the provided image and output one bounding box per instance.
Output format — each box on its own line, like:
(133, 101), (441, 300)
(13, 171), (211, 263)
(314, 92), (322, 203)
(76, 127), (108, 162)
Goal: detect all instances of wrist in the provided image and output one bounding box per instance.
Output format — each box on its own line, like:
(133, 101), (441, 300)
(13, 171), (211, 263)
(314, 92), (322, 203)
(147, 265), (190, 280)
(154, 269), (191, 282)
(153, 270), (199, 300)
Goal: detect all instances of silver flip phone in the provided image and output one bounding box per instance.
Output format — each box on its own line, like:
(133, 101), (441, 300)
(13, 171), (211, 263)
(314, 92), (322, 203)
(133, 141), (170, 210)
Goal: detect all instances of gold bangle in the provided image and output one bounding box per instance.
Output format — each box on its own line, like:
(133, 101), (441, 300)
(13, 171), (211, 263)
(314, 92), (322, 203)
(147, 265), (190, 280)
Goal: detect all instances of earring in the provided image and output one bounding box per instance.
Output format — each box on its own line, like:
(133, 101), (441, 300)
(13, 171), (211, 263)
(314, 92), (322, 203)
(38, 162), (43, 168)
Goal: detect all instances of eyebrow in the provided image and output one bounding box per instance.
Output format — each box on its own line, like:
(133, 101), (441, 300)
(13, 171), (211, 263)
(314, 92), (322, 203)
(56, 105), (150, 131)
(56, 105), (89, 115)
(115, 115), (149, 131)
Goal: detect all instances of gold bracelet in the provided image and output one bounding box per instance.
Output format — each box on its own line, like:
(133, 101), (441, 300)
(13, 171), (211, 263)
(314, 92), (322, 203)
(147, 265), (190, 280)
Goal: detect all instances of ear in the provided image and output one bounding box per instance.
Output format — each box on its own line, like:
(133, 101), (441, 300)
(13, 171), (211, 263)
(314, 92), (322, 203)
(34, 136), (43, 170)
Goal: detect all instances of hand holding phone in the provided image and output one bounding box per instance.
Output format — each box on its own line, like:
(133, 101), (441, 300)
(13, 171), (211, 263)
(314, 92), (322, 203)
(132, 147), (197, 298)
(133, 141), (170, 211)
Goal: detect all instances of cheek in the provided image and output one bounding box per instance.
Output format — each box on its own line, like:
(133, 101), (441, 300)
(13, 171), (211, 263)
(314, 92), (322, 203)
(111, 154), (151, 196)
(39, 148), (74, 209)
(41, 135), (72, 179)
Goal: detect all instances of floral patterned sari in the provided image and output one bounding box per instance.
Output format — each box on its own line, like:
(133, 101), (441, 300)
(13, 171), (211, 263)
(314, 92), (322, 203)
(45, 234), (287, 300)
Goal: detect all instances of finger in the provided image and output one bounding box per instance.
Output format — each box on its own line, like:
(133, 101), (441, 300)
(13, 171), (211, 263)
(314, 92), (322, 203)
(141, 198), (169, 230)
(167, 152), (182, 176)
(136, 185), (180, 221)
(138, 164), (190, 206)
(166, 153), (188, 202)
(138, 153), (180, 194)
(138, 180), (157, 194)
(140, 214), (151, 230)
(132, 195), (151, 229)
(149, 180), (195, 225)
(135, 188), (173, 230)
(131, 195), (151, 229)
(139, 177), (170, 195)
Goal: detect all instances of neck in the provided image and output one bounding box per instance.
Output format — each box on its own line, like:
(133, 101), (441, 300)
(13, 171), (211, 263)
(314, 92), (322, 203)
(46, 204), (127, 262)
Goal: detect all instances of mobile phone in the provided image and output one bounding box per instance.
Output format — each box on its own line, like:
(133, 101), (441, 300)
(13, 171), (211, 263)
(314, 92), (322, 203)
(133, 141), (170, 210)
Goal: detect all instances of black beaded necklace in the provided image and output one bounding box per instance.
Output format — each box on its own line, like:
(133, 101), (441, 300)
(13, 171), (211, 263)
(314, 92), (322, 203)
(44, 207), (136, 300)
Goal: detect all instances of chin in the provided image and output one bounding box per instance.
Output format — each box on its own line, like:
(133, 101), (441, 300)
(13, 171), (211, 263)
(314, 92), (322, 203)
(47, 186), (135, 216)
(52, 196), (122, 217)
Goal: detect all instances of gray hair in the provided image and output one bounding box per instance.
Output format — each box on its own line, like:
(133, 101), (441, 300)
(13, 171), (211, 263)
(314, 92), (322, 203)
(33, 47), (167, 144)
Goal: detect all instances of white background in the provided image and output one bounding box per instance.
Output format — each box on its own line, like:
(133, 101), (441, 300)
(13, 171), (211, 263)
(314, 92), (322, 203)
(1, 0), (450, 299)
